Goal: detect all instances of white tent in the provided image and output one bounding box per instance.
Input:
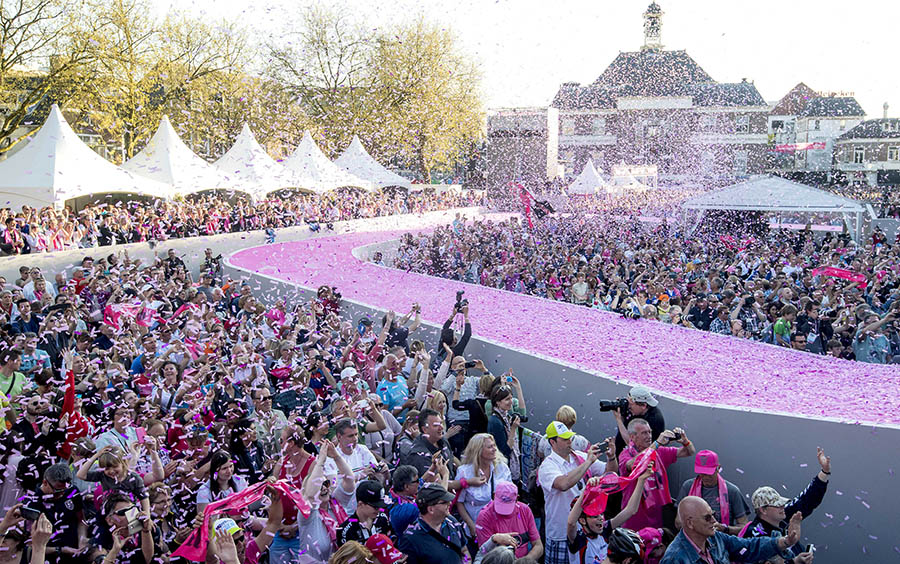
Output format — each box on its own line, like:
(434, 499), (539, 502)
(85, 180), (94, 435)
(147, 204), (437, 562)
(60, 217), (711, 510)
(681, 175), (866, 240)
(0, 104), (170, 209)
(607, 172), (650, 194)
(334, 135), (411, 190)
(214, 124), (302, 198)
(122, 115), (230, 195)
(282, 132), (373, 193)
(567, 159), (607, 195)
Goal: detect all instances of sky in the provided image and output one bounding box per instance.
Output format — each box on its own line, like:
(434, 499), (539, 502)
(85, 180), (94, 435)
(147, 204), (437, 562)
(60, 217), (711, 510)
(153, 0), (899, 117)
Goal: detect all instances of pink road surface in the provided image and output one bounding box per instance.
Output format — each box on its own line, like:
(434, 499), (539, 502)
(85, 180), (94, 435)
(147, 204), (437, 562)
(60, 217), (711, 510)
(230, 230), (900, 426)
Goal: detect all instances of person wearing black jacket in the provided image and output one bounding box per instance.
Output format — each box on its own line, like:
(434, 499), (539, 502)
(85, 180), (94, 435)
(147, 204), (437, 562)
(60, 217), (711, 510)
(0, 393), (66, 494)
(795, 301), (833, 354)
(432, 304), (471, 372)
(739, 448), (831, 564)
(612, 386), (665, 455)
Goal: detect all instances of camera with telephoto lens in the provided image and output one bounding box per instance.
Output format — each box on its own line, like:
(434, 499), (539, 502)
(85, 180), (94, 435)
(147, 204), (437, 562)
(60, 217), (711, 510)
(455, 290), (468, 311)
(599, 398), (629, 412)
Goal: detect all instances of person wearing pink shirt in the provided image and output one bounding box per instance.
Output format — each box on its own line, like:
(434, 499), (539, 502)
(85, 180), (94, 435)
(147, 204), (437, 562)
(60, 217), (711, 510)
(617, 419), (694, 531)
(475, 481), (542, 561)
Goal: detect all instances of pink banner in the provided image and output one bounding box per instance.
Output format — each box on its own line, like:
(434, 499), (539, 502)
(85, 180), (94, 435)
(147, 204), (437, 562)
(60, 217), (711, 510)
(775, 142), (826, 153)
(173, 479), (309, 562)
(811, 266), (868, 289)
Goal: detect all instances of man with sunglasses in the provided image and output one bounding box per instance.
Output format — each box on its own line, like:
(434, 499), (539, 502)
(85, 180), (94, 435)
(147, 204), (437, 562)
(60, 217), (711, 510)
(661, 496), (802, 564)
(100, 492), (155, 564)
(398, 483), (467, 564)
(20, 463), (86, 563)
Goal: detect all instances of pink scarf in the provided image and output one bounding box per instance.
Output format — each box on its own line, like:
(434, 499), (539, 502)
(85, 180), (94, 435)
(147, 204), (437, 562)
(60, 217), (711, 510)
(172, 479), (310, 562)
(319, 496), (348, 548)
(688, 475), (729, 525)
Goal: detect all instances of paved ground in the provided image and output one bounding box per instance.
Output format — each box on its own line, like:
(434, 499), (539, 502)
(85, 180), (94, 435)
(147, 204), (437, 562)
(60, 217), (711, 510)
(231, 230), (900, 426)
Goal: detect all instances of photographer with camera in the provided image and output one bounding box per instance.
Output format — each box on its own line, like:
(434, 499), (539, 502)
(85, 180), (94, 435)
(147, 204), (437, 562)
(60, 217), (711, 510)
(432, 294), (472, 371)
(382, 303), (422, 353)
(795, 301), (833, 355)
(606, 386), (665, 455)
(539, 422), (617, 564)
(618, 421), (695, 531)
(730, 293), (767, 338)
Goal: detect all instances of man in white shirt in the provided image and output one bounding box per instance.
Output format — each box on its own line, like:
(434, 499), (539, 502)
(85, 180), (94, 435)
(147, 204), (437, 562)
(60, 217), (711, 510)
(539, 421), (617, 564)
(325, 418), (389, 483)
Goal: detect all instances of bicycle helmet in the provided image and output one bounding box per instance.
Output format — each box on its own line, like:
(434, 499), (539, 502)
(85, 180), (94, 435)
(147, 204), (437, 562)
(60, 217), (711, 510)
(606, 527), (645, 560)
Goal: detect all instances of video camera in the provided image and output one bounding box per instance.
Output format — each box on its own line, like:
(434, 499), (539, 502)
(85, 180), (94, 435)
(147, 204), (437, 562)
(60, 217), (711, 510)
(599, 398), (629, 412)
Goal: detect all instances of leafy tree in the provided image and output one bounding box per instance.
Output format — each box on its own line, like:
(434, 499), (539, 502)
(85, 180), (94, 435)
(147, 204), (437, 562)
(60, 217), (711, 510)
(0, 0), (95, 153)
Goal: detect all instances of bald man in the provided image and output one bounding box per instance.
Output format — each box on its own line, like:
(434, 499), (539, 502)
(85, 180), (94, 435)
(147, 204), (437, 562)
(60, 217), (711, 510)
(660, 497), (803, 564)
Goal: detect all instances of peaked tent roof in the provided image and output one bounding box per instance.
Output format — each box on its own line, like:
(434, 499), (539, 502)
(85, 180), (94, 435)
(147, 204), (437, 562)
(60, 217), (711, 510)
(568, 159), (607, 195)
(214, 124), (302, 197)
(122, 115), (230, 193)
(0, 104), (170, 209)
(681, 175), (865, 213)
(334, 136), (411, 190)
(282, 132), (373, 193)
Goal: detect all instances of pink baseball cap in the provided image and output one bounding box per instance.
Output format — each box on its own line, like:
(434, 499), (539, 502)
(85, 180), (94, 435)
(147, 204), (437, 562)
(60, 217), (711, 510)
(637, 527), (663, 550)
(493, 481), (518, 516)
(694, 450), (719, 475)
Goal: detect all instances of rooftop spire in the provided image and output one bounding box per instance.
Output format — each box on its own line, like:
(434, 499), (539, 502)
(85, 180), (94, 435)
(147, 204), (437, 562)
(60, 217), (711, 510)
(643, 3), (664, 51)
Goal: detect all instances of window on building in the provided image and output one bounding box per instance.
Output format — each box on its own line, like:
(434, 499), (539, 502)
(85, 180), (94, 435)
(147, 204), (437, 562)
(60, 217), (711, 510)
(883, 122), (898, 133)
(734, 150), (749, 175)
(589, 150), (604, 163)
(590, 117), (606, 135)
(700, 114), (716, 130)
(560, 150), (575, 163)
(736, 115), (750, 133)
(839, 119), (846, 130)
(854, 146), (865, 164)
(889, 146), (899, 161)
(771, 120), (784, 130)
(561, 118), (576, 136)
(814, 120), (821, 131)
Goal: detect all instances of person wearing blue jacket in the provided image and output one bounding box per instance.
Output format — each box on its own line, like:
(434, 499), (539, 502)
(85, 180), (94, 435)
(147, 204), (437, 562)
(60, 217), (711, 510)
(661, 496), (802, 564)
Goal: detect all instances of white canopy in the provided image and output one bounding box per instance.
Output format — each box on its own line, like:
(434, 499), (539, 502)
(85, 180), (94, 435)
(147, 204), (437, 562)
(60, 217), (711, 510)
(122, 115), (230, 194)
(334, 135), (411, 190)
(607, 173), (650, 193)
(0, 104), (170, 209)
(681, 175), (865, 213)
(567, 159), (607, 195)
(214, 124), (302, 198)
(282, 132), (373, 193)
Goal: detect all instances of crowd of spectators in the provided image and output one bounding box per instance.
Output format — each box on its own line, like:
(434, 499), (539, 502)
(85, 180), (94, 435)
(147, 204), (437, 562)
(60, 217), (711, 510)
(0, 221), (836, 564)
(0, 222), (838, 564)
(395, 214), (900, 363)
(0, 189), (484, 255)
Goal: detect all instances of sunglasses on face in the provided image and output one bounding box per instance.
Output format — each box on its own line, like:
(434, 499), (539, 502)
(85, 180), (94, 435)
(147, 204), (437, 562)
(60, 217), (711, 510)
(113, 505), (135, 516)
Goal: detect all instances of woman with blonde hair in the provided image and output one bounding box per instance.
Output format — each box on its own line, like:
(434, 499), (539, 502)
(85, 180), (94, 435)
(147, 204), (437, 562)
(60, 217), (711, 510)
(454, 433), (511, 538)
(328, 541), (375, 564)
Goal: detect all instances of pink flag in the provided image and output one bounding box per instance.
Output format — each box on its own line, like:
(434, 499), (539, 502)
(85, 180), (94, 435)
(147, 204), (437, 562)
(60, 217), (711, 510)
(172, 480), (310, 562)
(811, 266), (868, 289)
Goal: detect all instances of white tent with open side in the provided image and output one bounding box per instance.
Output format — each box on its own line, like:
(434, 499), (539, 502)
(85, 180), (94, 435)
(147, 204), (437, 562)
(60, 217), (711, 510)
(214, 123), (301, 198)
(0, 104), (170, 209)
(282, 132), (373, 193)
(567, 159), (607, 195)
(606, 172), (651, 195)
(122, 115), (230, 195)
(681, 174), (867, 240)
(334, 135), (411, 190)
